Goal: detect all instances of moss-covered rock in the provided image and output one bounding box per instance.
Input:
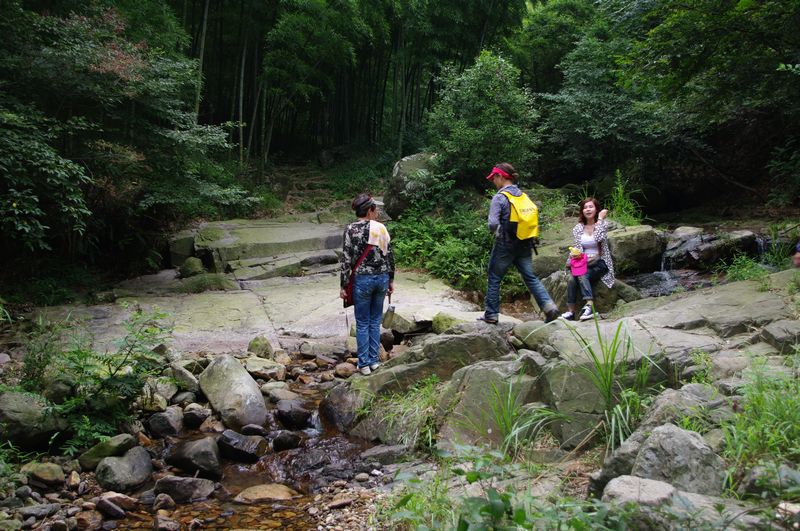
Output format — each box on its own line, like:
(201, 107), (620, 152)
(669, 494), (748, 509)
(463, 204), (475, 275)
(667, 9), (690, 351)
(247, 335), (274, 359)
(179, 257), (205, 278)
(177, 273), (238, 293)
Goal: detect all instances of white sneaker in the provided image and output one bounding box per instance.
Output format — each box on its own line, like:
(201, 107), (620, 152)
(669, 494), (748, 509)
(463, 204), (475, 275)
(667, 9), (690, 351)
(359, 366), (371, 376)
(560, 311), (575, 321)
(370, 363), (381, 370)
(579, 305), (595, 321)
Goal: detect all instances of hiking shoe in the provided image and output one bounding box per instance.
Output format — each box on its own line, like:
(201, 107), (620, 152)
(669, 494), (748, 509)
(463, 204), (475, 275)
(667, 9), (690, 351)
(477, 316), (498, 325)
(359, 366), (372, 376)
(544, 308), (560, 323)
(369, 362), (381, 371)
(578, 305), (595, 321)
(560, 311), (575, 321)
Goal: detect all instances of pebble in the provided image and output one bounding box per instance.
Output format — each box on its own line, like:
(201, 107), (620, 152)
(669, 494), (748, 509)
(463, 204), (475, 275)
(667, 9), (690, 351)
(308, 507), (319, 515)
(370, 469), (383, 476)
(354, 473), (370, 482)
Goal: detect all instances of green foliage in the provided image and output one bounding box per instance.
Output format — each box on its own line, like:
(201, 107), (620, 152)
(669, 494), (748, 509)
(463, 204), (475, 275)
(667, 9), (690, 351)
(322, 151), (395, 199)
(767, 138), (800, 206)
(21, 305), (171, 453)
(715, 253), (769, 283)
(368, 375), (442, 451)
(390, 194), (493, 293)
(0, 442), (41, 492)
(176, 273), (238, 293)
(21, 316), (72, 392)
(50, 305), (171, 453)
(722, 356), (800, 488)
(427, 51), (540, 181)
(761, 223), (797, 270)
(689, 349), (713, 385)
(0, 2), (248, 260)
(607, 171), (643, 226)
(377, 445), (636, 530)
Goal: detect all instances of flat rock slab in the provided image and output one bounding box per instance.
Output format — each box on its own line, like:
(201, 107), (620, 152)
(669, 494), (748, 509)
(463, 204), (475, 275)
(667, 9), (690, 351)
(194, 220), (343, 263)
(40, 291), (279, 354)
(249, 271), (479, 338)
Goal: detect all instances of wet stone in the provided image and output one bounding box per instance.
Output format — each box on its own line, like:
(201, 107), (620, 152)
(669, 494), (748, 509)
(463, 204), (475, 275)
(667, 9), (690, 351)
(75, 510), (103, 531)
(182, 404), (212, 429)
(153, 476), (215, 504)
(272, 431), (302, 452)
(218, 430), (269, 463)
(275, 400), (311, 430)
(241, 424), (270, 436)
(18, 503), (60, 519)
(152, 494), (175, 511)
(148, 407), (184, 438)
(96, 498), (125, 519)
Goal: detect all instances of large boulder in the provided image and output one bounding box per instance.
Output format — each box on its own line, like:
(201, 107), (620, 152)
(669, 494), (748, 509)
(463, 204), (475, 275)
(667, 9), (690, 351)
(79, 434), (137, 471)
(542, 271), (641, 313)
(352, 328), (511, 396)
(631, 423), (725, 495)
(199, 355), (268, 430)
(319, 384), (363, 432)
(663, 228), (758, 270)
(607, 225), (664, 274)
(435, 355), (545, 450)
(0, 392), (66, 450)
(589, 384), (734, 495)
(166, 437), (222, 478)
(95, 447), (153, 492)
(384, 153), (434, 219)
(602, 475), (763, 529)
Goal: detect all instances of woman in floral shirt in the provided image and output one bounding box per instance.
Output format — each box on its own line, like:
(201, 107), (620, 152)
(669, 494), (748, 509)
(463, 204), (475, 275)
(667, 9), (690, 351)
(339, 193), (395, 375)
(560, 197), (615, 321)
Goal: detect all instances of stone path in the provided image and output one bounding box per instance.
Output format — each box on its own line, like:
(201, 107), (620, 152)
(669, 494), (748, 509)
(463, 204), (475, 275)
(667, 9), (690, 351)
(41, 219), (480, 356)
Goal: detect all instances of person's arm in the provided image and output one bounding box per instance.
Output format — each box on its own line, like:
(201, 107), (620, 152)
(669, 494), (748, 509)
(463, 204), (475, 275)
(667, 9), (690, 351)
(594, 211), (609, 243)
(340, 227), (353, 295)
(487, 194), (505, 235)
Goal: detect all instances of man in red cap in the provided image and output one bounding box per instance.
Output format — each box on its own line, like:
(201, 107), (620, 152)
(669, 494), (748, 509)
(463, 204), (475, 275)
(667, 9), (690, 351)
(481, 163), (560, 324)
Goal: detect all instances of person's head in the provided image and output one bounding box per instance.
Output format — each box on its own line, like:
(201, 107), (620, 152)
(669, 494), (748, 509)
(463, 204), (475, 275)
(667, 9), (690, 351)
(486, 162), (518, 190)
(578, 197), (601, 224)
(794, 242), (800, 268)
(352, 193), (377, 219)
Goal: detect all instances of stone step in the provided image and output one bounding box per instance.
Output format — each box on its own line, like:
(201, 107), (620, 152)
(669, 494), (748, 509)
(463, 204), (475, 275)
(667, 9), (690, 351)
(184, 220), (343, 272)
(229, 250), (339, 282)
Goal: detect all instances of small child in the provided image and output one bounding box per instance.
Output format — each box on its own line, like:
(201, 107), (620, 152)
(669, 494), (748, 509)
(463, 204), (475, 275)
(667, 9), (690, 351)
(568, 246), (587, 277)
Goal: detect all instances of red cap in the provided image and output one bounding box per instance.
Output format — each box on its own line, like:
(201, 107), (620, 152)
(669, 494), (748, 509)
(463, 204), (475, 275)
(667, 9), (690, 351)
(486, 166), (511, 180)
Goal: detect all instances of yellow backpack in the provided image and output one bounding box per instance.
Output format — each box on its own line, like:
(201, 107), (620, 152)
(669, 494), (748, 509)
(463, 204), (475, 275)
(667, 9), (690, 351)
(500, 191), (539, 240)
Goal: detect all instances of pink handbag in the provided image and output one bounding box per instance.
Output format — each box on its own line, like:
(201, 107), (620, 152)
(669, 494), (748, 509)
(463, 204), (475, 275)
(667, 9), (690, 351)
(569, 253), (588, 276)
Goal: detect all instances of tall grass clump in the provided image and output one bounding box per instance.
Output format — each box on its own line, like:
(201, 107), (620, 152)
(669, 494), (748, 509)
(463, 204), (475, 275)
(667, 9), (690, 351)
(462, 375), (566, 458)
(368, 375), (443, 451)
(715, 253), (769, 283)
(608, 170), (643, 226)
(723, 356), (800, 486)
(564, 317), (660, 453)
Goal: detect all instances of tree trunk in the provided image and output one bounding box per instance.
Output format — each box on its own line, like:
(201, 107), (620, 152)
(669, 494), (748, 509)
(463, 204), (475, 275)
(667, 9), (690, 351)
(193, 0), (210, 121)
(238, 40), (247, 164)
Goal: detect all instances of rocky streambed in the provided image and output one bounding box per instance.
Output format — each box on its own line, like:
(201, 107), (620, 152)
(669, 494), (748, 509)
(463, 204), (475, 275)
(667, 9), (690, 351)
(3, 215), (800, 530)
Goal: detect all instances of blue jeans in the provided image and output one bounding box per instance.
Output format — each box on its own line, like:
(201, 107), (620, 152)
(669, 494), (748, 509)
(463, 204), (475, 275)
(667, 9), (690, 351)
(567, 259), (609, 305)
(484, 240), (556, 321)
(353, 273), (388, 368)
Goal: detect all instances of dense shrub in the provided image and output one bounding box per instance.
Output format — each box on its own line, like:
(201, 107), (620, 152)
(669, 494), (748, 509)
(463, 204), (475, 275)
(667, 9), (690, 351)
(426, 51), (539, 183)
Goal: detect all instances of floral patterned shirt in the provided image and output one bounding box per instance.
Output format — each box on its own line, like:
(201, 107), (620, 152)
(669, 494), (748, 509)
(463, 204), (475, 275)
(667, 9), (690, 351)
(572, 220), (615, 288)
(340, 220), (395, 289)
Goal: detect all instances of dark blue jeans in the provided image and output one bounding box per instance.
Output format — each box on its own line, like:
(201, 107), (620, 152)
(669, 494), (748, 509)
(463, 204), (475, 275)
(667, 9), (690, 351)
(353, 273), (388, 368)
(484, 240), (556, 321)
(567, 259), (609, 305)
